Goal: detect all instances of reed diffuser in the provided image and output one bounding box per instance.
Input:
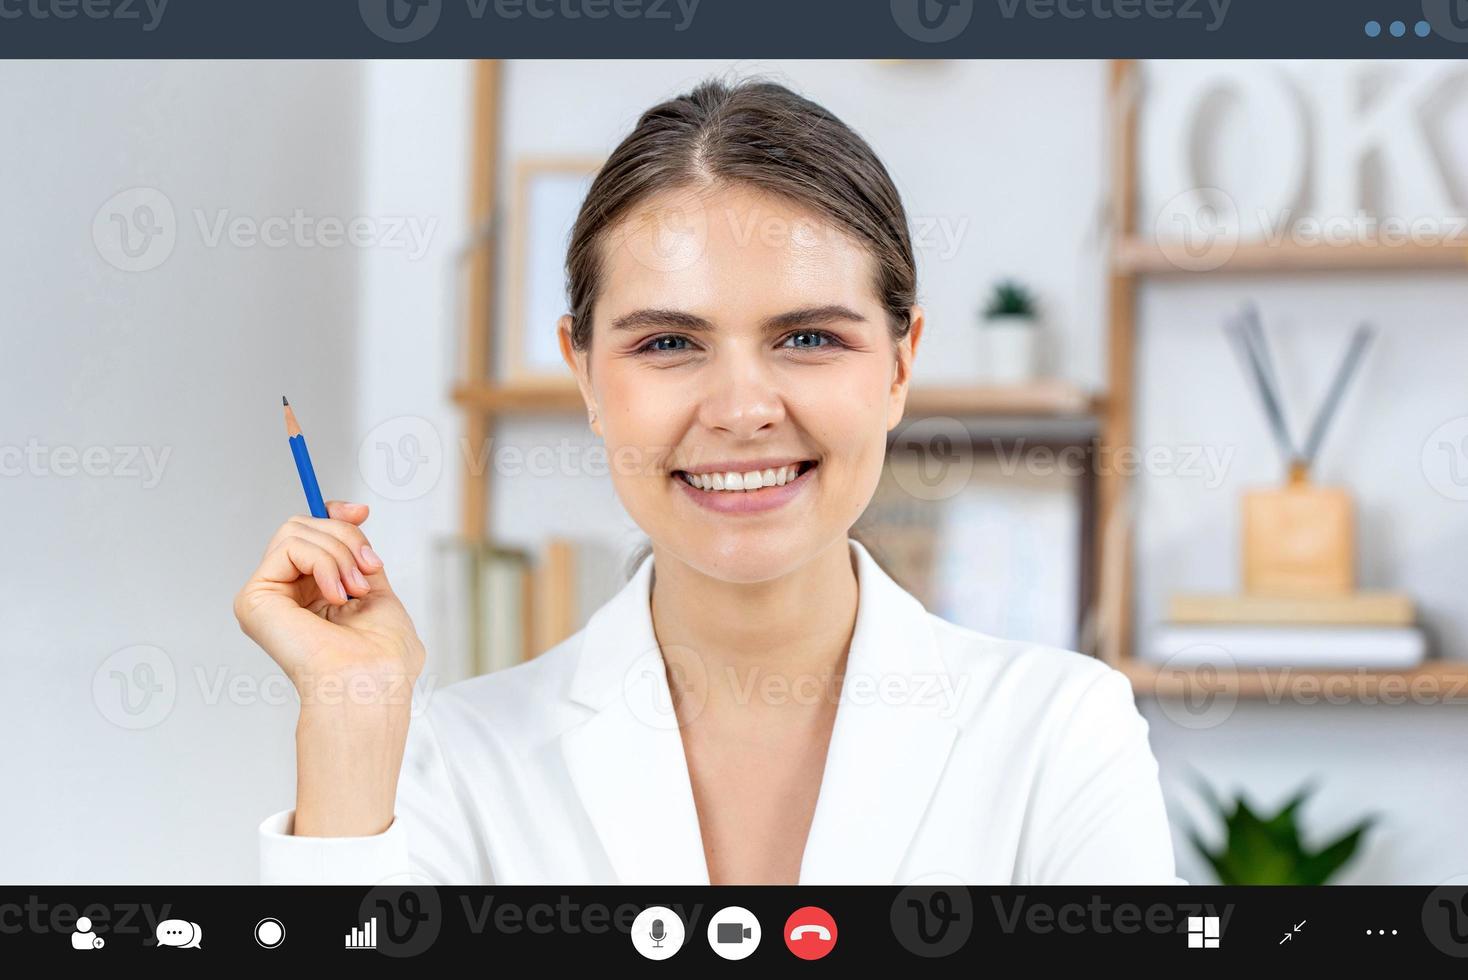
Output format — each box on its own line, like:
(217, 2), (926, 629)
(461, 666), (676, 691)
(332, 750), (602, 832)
(1224, 304), (1374, 597)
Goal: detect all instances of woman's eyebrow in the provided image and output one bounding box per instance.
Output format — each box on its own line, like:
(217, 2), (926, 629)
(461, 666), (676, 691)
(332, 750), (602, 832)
(609, 304), (868, 333)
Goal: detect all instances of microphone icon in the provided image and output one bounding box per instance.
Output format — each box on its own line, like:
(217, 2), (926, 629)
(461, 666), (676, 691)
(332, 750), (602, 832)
(632, 905), (684, 959)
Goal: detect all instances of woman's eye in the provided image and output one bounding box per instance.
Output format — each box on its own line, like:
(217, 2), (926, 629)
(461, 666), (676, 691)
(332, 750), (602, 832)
(639, 334), (693, 354)
(781, 330), (841, 350)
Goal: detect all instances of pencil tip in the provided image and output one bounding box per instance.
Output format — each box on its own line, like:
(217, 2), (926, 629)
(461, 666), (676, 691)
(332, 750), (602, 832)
(282, 395), (289, 406)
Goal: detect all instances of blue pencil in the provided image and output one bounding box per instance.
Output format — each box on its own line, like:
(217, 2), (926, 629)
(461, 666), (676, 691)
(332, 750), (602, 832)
(282, 396), (328, 519)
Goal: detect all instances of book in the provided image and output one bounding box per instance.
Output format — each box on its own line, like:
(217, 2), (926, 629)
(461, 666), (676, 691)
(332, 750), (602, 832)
(532, 537), (624, 655)
(1147, 624), (1427, 669)
(477, 546), (530, 675)
(1166, 592), (1415, 626)
(428, 538), (531, 681)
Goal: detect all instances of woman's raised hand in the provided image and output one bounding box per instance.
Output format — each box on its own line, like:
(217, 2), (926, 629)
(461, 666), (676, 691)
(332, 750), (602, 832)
(234, 500), (425, 836)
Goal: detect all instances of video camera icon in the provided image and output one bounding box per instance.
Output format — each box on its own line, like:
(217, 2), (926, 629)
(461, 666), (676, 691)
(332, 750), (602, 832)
(707, 906), (761, 960)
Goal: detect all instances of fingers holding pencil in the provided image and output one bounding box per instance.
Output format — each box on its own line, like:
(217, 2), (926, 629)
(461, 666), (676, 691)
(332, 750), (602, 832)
(261, 502), (393, 595)
(322, 502), (393, 593)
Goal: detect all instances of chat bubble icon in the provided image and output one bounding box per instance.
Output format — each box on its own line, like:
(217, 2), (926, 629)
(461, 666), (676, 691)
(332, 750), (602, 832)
(156, 919), (202, 949)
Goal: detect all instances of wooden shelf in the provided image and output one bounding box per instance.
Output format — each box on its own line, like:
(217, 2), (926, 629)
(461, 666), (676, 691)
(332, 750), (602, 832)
(454, 380), (582, 414)
(454, 379), (1100, 420)
(1118, 659), (1468, 703)
(1113, 237), (1468, 275)
(905, 380), (1099, 418)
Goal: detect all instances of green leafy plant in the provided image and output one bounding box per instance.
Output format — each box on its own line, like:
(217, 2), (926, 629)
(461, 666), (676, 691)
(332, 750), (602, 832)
(982, 279), (1038, 321)
(1186, 778), (1374, 885)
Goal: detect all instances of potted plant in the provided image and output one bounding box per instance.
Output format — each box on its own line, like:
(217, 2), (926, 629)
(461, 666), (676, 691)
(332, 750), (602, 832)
(980, 279), (1041, 383)
(1186, 778), (1375, 884)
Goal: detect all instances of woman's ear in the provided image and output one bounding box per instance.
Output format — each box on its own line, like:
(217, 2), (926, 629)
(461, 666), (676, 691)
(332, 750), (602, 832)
(558, 315), (602, 437)
(887, 306), (925, 430)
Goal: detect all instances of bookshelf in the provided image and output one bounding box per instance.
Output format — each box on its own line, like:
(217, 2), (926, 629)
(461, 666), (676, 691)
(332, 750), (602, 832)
(453, 378), (1100, 419)
(1112, 239), (1468, 276)
(1118, 660), (1468, 703)
(453, 60), (1468, 695)
(1102, 59), (1468, 700)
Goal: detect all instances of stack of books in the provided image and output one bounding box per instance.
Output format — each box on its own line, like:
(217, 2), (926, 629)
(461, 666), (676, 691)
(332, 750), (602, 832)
(1146, 592), (1426, 669)
(430, 536), (625, 682)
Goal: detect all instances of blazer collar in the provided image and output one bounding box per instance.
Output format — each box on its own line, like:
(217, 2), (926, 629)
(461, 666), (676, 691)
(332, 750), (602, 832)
(559, 538), (960, 884)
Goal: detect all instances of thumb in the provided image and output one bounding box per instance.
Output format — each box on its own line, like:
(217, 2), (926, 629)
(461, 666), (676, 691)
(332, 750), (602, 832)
(325, 500), (370, 525)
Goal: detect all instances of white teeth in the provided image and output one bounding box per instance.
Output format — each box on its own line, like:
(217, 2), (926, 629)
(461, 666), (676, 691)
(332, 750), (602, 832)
(679, 463), (808, 492)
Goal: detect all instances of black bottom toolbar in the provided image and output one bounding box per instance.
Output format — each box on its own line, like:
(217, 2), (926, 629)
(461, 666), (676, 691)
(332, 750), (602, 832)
(6, 885), (1468, 964)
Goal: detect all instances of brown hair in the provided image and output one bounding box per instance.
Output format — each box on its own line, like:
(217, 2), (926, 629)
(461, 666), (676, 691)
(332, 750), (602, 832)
(565, 75), (917, 352)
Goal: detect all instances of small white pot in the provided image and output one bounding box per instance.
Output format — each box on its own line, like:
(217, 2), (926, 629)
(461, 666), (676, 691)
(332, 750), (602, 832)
(982, 316), (1040, 383)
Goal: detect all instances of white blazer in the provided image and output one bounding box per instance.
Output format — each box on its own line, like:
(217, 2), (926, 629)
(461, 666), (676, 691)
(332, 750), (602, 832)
(259, 538), (1182, 885)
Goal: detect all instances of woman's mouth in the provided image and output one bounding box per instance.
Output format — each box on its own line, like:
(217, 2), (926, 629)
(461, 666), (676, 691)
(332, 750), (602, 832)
(670, 460), (818, 514)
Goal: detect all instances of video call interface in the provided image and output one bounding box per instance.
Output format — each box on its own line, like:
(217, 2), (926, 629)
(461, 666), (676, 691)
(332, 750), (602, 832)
(7, 0), (1468, 966)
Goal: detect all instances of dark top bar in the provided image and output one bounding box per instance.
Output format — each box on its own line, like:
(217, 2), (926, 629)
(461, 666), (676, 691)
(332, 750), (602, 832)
(0, 0), (1465, 58)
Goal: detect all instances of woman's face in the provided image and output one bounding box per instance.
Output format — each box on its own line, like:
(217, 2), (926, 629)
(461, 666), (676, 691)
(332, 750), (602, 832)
(561, 182), (923, 583)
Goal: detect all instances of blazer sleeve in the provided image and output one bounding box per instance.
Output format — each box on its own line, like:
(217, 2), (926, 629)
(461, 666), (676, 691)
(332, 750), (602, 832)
(258, 703), (488, 884)
(1020, 665), (1185, 885)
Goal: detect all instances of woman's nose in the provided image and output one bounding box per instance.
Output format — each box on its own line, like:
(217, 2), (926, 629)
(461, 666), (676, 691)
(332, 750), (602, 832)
(696, 354), (786, 437)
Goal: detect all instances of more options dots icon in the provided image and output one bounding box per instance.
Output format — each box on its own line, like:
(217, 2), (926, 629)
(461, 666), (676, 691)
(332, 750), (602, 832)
(630, 906), (685, 960)
(707, 906), (761, 960)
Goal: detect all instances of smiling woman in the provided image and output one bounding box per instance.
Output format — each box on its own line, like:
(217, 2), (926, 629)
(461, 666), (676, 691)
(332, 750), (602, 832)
(240, 76), (1182, 886)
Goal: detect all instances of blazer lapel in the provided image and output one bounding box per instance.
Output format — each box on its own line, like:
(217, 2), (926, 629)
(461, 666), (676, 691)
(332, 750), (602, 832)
(797, 539), (961, 884)
(559, 538), (959, 885)
(559, 553), (711, 885)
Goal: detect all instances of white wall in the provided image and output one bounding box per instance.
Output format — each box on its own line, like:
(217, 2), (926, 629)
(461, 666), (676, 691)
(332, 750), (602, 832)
(0, 61), (363, 881)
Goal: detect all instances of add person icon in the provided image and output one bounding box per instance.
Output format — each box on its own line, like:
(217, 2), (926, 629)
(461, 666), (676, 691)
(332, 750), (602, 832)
(71, 916), (104, 950)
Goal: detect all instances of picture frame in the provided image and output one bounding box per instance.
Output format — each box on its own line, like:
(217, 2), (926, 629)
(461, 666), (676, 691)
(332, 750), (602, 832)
(503, 156), (604, 385)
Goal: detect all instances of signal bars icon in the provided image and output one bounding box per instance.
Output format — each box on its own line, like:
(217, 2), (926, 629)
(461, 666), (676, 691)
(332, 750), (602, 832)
(345, 916), (378, 950)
